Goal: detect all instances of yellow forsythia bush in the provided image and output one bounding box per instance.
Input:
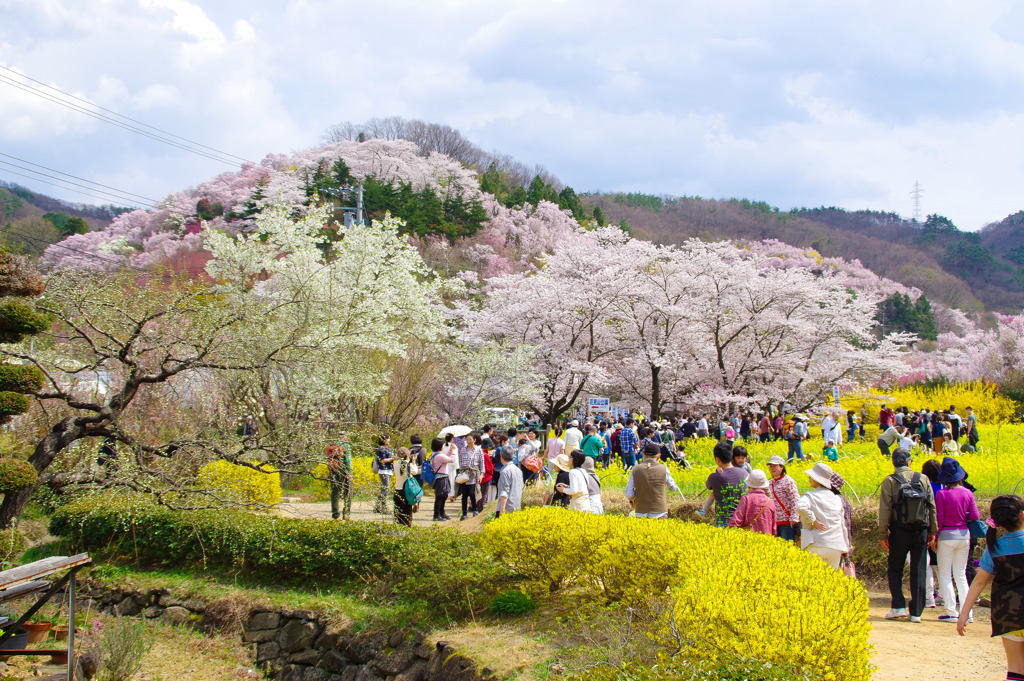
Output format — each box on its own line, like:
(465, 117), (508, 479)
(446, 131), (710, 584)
(196, 460), (282, 507)
(482, 507), (872, 681)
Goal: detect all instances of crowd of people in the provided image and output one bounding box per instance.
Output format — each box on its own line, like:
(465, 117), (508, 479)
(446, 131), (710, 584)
(321, 407), (1024, 681)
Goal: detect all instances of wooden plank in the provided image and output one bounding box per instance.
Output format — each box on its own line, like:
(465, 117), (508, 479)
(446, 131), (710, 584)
(0, 580), (51, 603)
(0, 554), (91, 591)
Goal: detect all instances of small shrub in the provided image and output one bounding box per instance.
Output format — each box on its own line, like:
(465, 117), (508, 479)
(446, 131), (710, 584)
(571, 656), (821, 681)
(0, 458), (37, 492)
(488, 590), (537, 617)
(95, 618), (153, 681)
(196, 460), (281, 507)
(0, 528), (26, 560)
(0, 392), (29, 419)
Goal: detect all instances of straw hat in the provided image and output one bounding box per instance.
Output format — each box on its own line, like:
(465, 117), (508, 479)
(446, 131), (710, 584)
(806, 462), (834, 488)
(745, 469), (770, 489)
(554, 453), (572, 472)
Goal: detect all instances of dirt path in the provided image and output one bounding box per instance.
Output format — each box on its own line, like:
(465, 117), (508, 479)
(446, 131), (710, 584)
(275, 499), (492, 531)
(867, 591), (1005, 680)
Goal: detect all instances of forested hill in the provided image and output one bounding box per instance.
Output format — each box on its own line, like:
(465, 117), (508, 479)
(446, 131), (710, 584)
(587, 193), (1024, 314)
(0, 181), (127, 255)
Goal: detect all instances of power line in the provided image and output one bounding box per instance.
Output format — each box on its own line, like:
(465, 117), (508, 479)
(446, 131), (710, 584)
(0, 167), (152, 208)
(0, 70), (247, 167)
(0, 159), (159, 208)
(0, 65), (253, 165)
(0, 153), (160, 204)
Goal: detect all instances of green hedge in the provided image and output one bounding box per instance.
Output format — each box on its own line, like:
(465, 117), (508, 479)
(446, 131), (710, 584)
(49, 495), (504, 616)
(0, 458), (37, 492)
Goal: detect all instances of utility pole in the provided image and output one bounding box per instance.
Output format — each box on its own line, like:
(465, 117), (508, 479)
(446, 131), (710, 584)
(910, 181), (923, 223)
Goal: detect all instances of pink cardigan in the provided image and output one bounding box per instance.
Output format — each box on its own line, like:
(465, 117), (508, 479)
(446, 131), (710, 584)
(728, 489), (777, 535)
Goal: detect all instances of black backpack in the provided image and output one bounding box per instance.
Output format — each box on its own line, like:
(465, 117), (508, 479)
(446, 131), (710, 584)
(890, 472), (931, 528)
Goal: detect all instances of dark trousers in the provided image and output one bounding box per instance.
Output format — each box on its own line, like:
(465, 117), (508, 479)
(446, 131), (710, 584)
(329, 473), (352, 520)
(393, 490), (412, 527)
(887, 525), (929, 616)
(877, 437), (891, 457)
(461, 485), (477, 515)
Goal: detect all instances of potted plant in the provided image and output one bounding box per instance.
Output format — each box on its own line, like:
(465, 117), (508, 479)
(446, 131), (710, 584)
(22, 619), (52, 643)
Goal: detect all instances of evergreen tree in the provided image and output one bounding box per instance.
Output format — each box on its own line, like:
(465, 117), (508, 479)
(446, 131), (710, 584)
(592, 205), (606, 226)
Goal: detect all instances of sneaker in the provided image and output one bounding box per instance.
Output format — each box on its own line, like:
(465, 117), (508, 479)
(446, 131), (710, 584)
(459, 513), (467, 521)
(909, 616), (922, 623)
(925, 599), (936, 608)
(884, 608), (908, 620)
(442, 515), (452, 521)
(471, 511), (479, 518)
(937, 615), (958, 623)
(432, 517), (443, 522)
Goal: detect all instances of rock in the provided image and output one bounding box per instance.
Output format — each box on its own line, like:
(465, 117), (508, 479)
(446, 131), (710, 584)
(389, 629), (406, 648)
(414, 645), (432, 660)
(278, 619), (319, 653)
(328, 675), (345, 681)
(304, 668), (330, 681)
(163, 595), (206, 612)
(289, 649), (321, 665)
(249, 611), (282, 631)
(323, 650), (351, 674)
(340, 668), (358, 681)
(372, 643), (416, 675)
(353, 667), (382, 681)
(143, 605), (164, 619)
(281, 665), (308, 681)
(162, 605), (199, 627)
(257, 641), (281, 664)
(315, 630), (341, 651)
(395, 661), (426, 681)
(284, 609), (317, 621)
(80, 652), (99, 678)
(242, 628), (279, 644)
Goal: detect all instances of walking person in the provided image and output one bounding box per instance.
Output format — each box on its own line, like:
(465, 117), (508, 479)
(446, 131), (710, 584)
(786, 414), (808, 462)
(326, 433), (353, 521)
(495, 447), (524, 517)
(956, 494), (1024, 681)
(373, 434), (395, 514)
(429, 437), (453, 521)
(727, 469), (777, 535)
(797, 462), (850, 569)
(625, 442), (679, 519)
(619, 420), (639, 470)
(846, 410), (857, 445)
(879, 448), (937, 622)
(768, 455), (800, 542)
(456, 433), (484, 521)
(392, 447), (416, 527)
(934, 457), (980, 623)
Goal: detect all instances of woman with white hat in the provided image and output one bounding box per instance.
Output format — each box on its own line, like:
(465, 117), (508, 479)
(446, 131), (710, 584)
(727, 469), (777, 535)
(548, 453), (573, 507)
(796, 462), (851, 569)
(767, 455), (800, 542)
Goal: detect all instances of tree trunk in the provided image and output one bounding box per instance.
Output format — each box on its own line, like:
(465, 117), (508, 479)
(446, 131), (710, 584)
(0, 416), (84, 529)
(650, 364), (661, 420)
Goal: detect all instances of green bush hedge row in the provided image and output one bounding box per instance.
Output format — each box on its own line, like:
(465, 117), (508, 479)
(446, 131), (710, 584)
(49, 495), (506, 616)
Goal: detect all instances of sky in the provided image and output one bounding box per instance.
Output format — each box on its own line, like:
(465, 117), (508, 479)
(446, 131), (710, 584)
(1, 0), (1023, 230)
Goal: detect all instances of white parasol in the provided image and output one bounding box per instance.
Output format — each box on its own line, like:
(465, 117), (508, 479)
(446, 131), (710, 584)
(438, 424), (472, 438)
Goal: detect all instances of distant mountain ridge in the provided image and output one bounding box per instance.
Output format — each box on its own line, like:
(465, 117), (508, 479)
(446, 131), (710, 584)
(0, 181), (126, 255)
(587, 193), (1024, 314)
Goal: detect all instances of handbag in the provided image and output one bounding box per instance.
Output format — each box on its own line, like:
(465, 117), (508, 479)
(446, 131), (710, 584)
(968, 518), (988, 539)
(454, 468), (472, 485)
(522, 454), (543, 473)
(841, 554), (857, 578)
(740, 501), (769, 530)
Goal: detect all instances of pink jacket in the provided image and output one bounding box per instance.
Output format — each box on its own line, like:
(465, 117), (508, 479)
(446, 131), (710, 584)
(769, 475), (800, 523)
(728, 489), (777, 535)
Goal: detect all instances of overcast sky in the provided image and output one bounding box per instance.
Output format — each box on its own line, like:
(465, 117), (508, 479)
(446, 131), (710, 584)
(2, 0), (1023, 230)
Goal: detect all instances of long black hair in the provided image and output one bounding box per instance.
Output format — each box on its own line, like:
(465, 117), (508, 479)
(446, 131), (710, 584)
(987, 494), (1024, 554)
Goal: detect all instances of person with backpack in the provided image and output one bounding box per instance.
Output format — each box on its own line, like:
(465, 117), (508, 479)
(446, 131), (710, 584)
(392, 447), (420, 526)
(408, 434), (427, 485)
(429, 437), (453, 522)
(878, 447), (938, 622)
(326, 433), (353, 521)
(785, 415), (807, 462)
(373, 434), (396, 514)
(955, 495), (1024, 681)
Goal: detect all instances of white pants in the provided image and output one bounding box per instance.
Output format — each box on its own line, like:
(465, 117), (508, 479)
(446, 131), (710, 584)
(807, 545), (844, 570)
(937, 537), (970, 617)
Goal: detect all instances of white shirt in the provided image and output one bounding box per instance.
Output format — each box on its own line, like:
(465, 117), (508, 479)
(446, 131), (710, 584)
(566, 468), (590, 511)
(697, 418), (708, 431)
(796, 487), (850, 553)
(563, 427), (583, 452)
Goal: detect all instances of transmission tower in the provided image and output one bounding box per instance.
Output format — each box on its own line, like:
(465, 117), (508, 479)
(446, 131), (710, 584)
(910, 181), (924, 222)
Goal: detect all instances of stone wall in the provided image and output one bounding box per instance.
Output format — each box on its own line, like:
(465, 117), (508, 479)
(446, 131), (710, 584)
(77, 581), (493, 681)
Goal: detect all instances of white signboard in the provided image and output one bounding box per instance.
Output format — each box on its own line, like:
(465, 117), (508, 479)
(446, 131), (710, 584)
(832, 386), (841, 408)
(588, 397), (610, 412)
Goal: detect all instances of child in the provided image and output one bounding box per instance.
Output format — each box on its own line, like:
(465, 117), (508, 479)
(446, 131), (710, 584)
(956, 495), (1024, 681)
(823, 440), (838, 462)
(732, 446), (753, 474)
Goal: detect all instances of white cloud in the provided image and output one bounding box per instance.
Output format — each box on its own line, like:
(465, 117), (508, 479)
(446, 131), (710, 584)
(0, 0), (1022, 230)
